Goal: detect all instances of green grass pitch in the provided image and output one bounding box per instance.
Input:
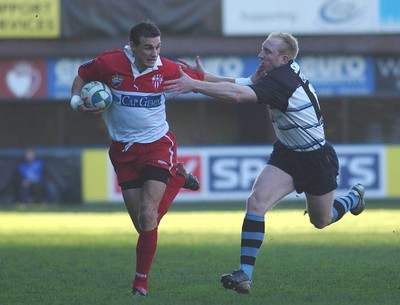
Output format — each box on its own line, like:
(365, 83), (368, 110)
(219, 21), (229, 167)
(0, 200), (399, 305)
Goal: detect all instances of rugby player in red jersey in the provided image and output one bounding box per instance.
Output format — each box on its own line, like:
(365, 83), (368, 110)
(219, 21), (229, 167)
(71, 20), (204, 297)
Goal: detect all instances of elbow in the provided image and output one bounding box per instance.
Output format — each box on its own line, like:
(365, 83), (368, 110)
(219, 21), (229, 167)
(229, 96), (243, 103)
(234, 86), (257, 103)
(235, 92), (255, 103)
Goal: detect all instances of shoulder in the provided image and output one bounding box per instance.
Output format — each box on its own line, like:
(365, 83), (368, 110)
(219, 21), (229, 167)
(157, 57), (190, 79)
(268, 61), (297, 79)
(81, 49), (124, 67)
(264, 61), (299, 87)
(159, 57), (178, 69)
(97, 49), (125, 62)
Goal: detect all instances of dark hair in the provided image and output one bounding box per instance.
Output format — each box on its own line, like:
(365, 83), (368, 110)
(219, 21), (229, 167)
(129, 20), (161, 46)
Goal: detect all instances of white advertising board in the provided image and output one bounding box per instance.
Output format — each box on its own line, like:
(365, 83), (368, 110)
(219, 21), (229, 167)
(222, 0), (400, 35)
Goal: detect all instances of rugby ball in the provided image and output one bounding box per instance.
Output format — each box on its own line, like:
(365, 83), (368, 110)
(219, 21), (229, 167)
(81, 81), (113, 109)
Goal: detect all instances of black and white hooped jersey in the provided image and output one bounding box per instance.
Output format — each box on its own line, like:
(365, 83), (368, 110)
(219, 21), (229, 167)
(250, 60), (326, 152)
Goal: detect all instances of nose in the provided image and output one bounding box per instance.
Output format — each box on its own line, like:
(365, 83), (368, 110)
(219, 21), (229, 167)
(152, 48), (159, 57)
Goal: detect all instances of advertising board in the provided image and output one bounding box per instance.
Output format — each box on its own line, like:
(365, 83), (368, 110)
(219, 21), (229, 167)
(82, 145), (392, 203)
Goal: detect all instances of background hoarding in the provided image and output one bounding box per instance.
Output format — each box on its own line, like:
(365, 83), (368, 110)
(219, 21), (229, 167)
(0, 0), (60, 38)
(82, 144), (394, 203)
(3, 54), (399, 100)
(222, 0), (400, 36)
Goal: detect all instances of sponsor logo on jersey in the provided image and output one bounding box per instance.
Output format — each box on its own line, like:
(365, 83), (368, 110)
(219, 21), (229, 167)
(117, 93), (163, 108)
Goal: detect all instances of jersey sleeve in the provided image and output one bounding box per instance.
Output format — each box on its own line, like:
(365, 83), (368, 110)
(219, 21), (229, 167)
(249, 65), (299, 112)
(78, 50), (119, 83)
(249, 76), (289, 111)
(162, 58), (205, 81)
(78, 58), (100, 83)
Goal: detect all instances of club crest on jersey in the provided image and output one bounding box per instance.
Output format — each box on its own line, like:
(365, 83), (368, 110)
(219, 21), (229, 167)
(112, 73), (123, 88)
(152, 74), (163, 91)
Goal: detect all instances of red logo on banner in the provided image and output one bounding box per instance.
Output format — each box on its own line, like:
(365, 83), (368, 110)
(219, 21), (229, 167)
(0, 60), (47, 99)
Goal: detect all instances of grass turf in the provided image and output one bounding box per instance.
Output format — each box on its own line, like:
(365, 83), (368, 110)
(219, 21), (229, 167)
(0, 200), (399, 305)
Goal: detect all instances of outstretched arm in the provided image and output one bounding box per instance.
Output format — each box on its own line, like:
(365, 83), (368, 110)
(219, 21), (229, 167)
(178, 56), (267, 84)
(164, 66), (258, 103)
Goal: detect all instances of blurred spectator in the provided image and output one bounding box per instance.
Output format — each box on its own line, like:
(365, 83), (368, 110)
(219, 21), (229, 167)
(18, 148), (44, 204)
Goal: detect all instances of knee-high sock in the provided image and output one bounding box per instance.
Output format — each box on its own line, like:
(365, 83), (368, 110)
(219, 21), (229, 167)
(240, 213), (265, 280)
(133, 228), (158, 290)
(157, 174), (185, 223)
(331, 192), (359, 223)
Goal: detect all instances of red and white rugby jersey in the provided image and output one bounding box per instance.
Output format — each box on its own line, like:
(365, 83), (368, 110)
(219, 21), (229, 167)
(78, 46), (204, 143)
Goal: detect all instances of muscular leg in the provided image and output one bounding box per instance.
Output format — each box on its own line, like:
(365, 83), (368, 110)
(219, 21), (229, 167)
(240, 165), (295, 280)
(124, 171), (188, 294)
(138, 180), (166, 231)
(123, 180), (166, 293)
(306, 188), (362, 229)
(122, 188), (141, 232)
(247, 164), (295, 215)
(305, 192), (335, 229)
(122, 179), (168, 231)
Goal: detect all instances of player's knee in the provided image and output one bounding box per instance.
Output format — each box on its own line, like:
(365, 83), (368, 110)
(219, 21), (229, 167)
(247, 193), (270, 215)
(139, 211), (157, 231)
(310, 217), (330, 229)
(312, 222), (327, 229)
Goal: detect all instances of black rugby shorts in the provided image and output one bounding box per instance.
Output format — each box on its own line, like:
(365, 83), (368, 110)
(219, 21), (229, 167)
(267, 141), (339, 195)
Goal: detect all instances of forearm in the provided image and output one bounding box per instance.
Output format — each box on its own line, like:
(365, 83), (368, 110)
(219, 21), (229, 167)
(164, 66), (258, 102)
(204, 73), (235, 83)
(71, 75), (86, 96)
(192, 80), (256, 103)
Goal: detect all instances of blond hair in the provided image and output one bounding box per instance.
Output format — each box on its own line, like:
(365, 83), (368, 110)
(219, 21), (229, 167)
(268, 32), (299, 60)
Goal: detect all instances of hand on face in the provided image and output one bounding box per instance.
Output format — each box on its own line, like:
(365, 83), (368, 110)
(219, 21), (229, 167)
(251, 62), (268, 83)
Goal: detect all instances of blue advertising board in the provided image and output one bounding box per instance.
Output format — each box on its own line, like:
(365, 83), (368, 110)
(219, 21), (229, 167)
(175, 145), (386, 202)
(44, 54), (377, 100)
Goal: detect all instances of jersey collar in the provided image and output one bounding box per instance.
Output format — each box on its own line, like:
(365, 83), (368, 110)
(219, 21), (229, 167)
(123, 45), (162, 77)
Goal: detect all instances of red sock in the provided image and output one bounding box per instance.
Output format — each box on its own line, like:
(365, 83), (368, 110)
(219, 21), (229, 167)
(133, 228), (158, 291)
(157, 174), (185, 223)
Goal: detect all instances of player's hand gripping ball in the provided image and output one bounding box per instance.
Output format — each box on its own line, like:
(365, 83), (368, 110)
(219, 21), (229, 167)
(81, 81), (113, 109)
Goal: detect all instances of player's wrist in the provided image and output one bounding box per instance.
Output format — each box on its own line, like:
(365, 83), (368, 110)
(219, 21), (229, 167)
(234, 77), (253, 86)
(70, 95), (83, 111)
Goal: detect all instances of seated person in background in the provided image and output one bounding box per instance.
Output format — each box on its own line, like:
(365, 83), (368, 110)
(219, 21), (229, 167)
(18, 148), (44, 204)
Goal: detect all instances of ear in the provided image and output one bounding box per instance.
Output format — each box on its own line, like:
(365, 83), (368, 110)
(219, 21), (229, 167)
(281, 54), (290, 64)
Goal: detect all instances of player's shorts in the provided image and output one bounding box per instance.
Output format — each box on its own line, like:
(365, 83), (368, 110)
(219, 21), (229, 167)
(108, 131), (177, 189)
(267, 140), (338, 196)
